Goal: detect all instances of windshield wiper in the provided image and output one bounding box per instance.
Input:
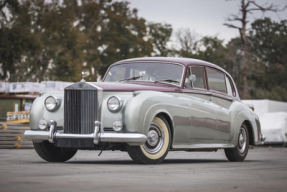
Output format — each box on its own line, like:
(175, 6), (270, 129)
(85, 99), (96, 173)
(154, 79), (180, 84)
(118, 75), (142, 82)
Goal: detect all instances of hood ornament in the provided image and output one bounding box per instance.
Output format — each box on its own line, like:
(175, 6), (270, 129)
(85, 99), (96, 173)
(81, 72), (87, 82)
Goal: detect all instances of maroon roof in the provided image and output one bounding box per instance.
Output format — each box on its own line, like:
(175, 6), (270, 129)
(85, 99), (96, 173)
(104, 57), (240, 100)
(112, 57), (228, 74)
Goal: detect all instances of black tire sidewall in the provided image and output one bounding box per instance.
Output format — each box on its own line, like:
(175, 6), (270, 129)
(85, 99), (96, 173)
(33, 141), (77, 162)
(225, 123), (249, 162)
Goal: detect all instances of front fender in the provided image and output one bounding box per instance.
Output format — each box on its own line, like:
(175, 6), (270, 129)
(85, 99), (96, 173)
(123, 91), (192, 147)
(123, 91), (177, 135)
(30, 91), (64, 130)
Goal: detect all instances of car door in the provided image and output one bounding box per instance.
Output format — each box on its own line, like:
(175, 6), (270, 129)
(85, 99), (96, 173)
(206, 67), (235, 141)
(182, 66), (218, 141)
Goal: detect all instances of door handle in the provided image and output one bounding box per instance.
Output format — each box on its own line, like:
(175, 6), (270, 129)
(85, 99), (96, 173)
(205, 92), (213, 96)
(225, 97), (234, 101)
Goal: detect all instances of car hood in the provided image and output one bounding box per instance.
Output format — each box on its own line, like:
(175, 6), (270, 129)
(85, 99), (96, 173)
(88, 82), (181, 92)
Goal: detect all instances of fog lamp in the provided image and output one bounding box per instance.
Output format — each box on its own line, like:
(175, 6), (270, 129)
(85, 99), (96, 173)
(39, 118), (48, 130)
(113, 120), (123, 132)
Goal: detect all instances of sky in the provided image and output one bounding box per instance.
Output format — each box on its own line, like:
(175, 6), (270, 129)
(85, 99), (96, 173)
(128, 0), (287, 44)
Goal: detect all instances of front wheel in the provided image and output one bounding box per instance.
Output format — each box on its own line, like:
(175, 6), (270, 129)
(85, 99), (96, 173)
(33, 141), (78, 162)
(225, 123), (249, 162)
(126, 115), (171, 164)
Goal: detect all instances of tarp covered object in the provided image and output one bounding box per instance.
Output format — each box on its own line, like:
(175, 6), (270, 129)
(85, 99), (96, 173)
(260, 112), (287, 143)
(242, 100), (287, 144)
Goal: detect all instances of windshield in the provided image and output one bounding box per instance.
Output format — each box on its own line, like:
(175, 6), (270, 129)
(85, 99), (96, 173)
(104, 62), (184, 86)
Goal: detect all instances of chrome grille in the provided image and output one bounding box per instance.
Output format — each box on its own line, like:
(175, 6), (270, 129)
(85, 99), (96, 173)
(64, 89), (97, 134)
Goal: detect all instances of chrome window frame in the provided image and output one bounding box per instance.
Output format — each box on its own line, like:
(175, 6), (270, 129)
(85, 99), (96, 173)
(103, 61), (185, 88)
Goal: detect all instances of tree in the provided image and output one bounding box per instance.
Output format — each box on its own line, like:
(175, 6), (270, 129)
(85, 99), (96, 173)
(148, 22), (172, 56)
(248, 18), (287, 101)
(0, 0), (160, 82)
(0, 0), (23, 81)
(50, 0), (85, 82)
(78, 0), (104, 81)
(0, 0), (18, 21)
(197, 36), (227, 67)
(224, 0), (286, 99)
(174, 28), (200, 58)
(0, 0), (86, 82)
(99, 1), (152, 76)
(224, 37), (242, 78)
(174, 29), (228, 72)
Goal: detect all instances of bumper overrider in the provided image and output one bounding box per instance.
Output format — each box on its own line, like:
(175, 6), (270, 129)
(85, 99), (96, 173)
(24, 120), (147, 146)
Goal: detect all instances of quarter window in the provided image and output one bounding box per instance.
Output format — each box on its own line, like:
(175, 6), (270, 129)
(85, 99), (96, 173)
(226, 76), (236, 97)
(206, 67), (227, 93)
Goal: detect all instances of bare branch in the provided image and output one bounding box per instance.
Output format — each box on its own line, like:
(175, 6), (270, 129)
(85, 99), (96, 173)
(223, 23), (241, 29)
(226, 14), (243, 22)
(227, 17), (243, 22)
(247, 1), (282, 12)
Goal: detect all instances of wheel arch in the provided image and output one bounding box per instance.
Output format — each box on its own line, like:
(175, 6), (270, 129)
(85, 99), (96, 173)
(232, 110), (257, 146)
(243, 120), (255, 146)
(156, 112), (174, 149)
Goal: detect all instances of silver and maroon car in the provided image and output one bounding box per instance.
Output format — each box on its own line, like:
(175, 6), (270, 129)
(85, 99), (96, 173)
(24, 57), (265, 164)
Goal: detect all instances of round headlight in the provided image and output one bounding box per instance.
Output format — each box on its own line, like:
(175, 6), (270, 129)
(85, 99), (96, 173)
(107, 96), (123, 112)
(45, 96), (59, 111)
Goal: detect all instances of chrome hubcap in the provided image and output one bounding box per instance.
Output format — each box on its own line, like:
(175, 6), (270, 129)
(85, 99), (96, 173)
(238, 127), (247, 154)
(147, 130), (159, 146)
(143, 122), (164, 154)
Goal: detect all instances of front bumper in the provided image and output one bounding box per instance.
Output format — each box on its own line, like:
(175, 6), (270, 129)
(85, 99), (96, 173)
(255, 134), (266, 145)
(24, 120), (147, 146)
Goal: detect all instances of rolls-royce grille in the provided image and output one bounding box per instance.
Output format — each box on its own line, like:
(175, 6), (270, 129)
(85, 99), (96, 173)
(64, 89), (98, 134)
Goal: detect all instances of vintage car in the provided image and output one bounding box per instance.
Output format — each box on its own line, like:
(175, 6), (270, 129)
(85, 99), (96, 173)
(24, 57), (266, 164)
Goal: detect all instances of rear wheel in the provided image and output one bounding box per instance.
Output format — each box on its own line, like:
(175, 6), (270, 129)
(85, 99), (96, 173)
(33, 141), (77, 162)
(225, 123), (249, 162)
(126, 115), (171, 164)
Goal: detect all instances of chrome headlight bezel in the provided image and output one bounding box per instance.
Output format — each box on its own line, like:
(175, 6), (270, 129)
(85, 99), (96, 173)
(44, 96), (60, 112)
(107, 96), (123, 112)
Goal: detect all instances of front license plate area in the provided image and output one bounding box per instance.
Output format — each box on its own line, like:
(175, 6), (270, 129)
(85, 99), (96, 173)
(56, 138), (94, 148)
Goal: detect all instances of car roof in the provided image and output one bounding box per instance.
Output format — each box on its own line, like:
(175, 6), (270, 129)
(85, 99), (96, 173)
(113, 57), (229, 75)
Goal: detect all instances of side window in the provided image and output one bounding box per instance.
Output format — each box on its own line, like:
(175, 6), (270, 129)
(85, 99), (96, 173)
(206, 67), (227, 93)
(226, 76), (236, 97)
(190, 67), (206, 89)
(184, 66), (206, 89)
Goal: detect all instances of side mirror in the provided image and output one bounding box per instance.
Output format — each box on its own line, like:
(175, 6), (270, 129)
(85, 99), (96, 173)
(189, 74), (196, 82)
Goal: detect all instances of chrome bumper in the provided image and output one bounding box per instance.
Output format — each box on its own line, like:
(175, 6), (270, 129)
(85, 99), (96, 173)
(261, 134), (266, 143)
(24, 120), (147, 145)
